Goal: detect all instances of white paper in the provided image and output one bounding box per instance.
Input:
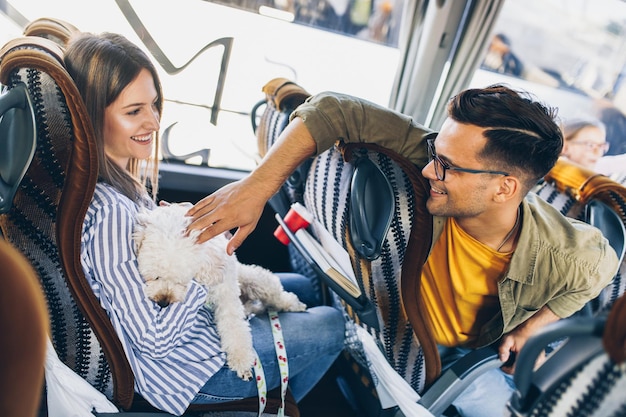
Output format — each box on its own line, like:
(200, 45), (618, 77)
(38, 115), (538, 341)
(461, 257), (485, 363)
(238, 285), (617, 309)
(357, 327), (435, 417)
(45, 338), (118, 417)
(310, 218), (359, 287)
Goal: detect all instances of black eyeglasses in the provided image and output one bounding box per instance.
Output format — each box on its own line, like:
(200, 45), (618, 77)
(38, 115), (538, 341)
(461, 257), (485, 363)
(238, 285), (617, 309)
(426, 139), (509, 181)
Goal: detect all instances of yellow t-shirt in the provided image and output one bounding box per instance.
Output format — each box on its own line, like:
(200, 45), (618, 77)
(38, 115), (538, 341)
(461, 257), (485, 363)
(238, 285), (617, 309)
(421, 217), (512, 346)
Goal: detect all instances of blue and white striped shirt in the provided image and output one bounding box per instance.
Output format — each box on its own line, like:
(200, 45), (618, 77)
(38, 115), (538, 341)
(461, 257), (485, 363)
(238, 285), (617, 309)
(80, 182), (225, 415)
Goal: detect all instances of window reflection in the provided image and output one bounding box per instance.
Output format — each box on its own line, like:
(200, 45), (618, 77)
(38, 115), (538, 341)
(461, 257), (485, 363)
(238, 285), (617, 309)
(207, 0), (406, 46)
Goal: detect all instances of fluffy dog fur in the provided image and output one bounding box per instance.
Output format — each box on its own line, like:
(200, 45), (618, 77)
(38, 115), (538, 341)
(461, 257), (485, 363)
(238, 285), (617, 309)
(133, 203), (306, 380)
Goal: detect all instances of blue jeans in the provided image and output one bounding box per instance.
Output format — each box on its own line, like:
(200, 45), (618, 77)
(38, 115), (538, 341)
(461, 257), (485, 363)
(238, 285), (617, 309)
(439, 345), (515, 417)
(192, 273), (344, 404)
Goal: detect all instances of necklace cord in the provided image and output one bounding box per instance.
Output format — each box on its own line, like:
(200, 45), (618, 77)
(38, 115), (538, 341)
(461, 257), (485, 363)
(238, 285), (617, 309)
(496, 207), (521, 252)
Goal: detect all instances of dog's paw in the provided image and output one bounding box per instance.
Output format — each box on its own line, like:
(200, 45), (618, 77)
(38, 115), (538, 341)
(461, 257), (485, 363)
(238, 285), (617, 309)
(224, 342), (256, 381)
(237, 368), (253, 381)
(243, 299), (265, 316)
(227, 358), (254, 380)
(277, 292), (307, 312)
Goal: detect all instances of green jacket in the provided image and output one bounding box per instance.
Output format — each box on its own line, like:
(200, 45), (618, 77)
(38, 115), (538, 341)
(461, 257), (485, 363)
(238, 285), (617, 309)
(293, 92), (618, 346)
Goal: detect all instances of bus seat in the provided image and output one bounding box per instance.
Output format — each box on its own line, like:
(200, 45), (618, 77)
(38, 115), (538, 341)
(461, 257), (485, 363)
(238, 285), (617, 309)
(0, 238), (49, 417)
(535, 157), (626, 315)
(505, 292), (626, 416)
(0, 28), (298, 417)
(278, 140), (502, 416)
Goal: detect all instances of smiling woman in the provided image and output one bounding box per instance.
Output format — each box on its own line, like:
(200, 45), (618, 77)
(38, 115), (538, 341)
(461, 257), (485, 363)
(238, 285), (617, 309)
(64, 31), (163, 201)
(102, 68), (160, 169)
(61, 31), (347, 416)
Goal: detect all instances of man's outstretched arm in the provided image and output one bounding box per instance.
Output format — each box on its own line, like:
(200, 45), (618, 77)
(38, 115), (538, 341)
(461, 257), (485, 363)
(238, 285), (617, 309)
(186, 117), (316, 254)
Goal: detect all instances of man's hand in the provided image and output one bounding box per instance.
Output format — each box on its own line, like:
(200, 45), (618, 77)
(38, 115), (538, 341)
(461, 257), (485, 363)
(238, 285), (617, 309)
(186, 177), (269, 255)
(186, 117), (318, 255)
(498, 305), (559, 374)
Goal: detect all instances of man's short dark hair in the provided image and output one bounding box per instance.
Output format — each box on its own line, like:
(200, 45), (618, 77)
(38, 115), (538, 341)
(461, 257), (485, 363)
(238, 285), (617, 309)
(447, 84), (563, 191)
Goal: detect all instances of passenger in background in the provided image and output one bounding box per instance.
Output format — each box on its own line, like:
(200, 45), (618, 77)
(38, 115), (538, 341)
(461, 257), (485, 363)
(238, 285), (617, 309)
(560, 118), (608, 171)
(481, 33), (524, 77)
(594, 102), (626, 178)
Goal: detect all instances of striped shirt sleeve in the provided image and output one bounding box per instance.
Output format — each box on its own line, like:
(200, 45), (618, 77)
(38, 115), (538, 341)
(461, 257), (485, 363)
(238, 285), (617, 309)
(81, 183), (224, 415)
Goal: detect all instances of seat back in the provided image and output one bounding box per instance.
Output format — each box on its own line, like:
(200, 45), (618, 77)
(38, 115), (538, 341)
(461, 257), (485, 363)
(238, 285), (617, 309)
(0, 238), (49, 417)
(506, 293), (626, 417)
(300, 142), (438, 402)
(535, 157), (626, 314)
(0, 35), (126, 405)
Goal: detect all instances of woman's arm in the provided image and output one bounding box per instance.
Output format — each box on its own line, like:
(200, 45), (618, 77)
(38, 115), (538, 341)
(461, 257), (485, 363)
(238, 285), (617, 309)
(88, 202), (209, 358)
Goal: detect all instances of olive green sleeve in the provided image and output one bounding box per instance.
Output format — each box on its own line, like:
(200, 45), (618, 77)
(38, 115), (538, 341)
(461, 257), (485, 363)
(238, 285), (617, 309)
(291, 91), (433, 167)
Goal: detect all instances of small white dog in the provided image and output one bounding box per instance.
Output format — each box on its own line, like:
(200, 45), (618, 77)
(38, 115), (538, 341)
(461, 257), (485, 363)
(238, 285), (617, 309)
(133, 203), (306, 380)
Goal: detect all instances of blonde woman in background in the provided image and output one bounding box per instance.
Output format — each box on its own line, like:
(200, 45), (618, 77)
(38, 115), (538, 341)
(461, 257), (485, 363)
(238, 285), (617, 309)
(561, 118), (608, 170)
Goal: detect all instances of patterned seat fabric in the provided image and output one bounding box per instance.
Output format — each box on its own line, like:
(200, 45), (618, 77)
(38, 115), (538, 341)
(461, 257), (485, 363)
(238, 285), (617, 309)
(534, 157), (626, 314)
(0, 36), (115, 401)
(506, 293), (626, 417)
(300, 142), (438, 413)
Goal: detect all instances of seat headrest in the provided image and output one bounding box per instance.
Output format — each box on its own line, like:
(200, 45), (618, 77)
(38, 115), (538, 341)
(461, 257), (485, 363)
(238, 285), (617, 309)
(0, 83), (36, 214)
(0, 36), (65, 71)
(261, 77), (310, 111)
(22, 17), (79, 46)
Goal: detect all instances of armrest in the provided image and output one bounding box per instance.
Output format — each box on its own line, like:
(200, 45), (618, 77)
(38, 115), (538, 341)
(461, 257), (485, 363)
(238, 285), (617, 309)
(417, 345), (502, 416)
(508, 317), (605, 414)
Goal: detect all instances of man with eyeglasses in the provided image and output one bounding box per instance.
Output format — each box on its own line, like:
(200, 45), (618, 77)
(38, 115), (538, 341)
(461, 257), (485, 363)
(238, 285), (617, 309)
(188, 85), (618, 417)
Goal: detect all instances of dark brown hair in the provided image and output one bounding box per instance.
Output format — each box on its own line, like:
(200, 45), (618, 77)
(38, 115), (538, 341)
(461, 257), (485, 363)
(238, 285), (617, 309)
(448, 84), (563, 192)
(64, 32), (163, 202)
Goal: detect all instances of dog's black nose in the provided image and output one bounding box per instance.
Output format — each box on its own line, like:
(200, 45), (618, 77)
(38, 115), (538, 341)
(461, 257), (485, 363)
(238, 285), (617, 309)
(157, 299), (170, 308)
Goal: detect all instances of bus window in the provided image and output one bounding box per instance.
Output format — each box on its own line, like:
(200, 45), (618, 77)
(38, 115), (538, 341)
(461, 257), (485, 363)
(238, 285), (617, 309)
(5, 0), (625, 173)
(210, 0), (406, 47)
(471, 0), (626, 125)
(1, 0), (408, 172)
